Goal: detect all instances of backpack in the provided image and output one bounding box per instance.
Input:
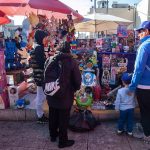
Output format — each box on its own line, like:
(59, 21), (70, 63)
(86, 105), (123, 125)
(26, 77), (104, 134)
(44, 54), (67, 98)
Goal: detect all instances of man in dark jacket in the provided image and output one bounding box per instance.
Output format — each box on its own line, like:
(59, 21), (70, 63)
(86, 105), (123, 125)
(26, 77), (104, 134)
(46, 42), (81, 148)
(30, 29), (48, 123)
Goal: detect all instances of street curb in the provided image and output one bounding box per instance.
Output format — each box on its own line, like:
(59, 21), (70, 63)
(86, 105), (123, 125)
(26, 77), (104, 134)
(0, 108), (140, 121)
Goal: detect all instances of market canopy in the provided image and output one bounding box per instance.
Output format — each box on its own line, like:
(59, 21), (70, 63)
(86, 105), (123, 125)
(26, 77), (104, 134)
(75, 13), (133, 33)
(0, 0), (83, 19)
(0, 10), (10, 25)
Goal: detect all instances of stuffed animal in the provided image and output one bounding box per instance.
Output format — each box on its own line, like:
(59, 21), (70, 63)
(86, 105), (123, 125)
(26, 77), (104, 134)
(16, 99), (25, 109)
(28, 12), (39, 28)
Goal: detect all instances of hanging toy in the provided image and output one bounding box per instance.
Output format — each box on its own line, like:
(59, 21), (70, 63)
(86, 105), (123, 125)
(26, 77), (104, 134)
(70, 36), (77, 49)
(110, 67), (117, 85)
(22, 18), (30, 46)
(28, 12), (39, 28)
(102, 68), (110, 85)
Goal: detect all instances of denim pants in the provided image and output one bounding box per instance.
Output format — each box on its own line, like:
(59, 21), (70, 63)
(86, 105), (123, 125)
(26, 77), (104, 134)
(118, 108), (134, 132)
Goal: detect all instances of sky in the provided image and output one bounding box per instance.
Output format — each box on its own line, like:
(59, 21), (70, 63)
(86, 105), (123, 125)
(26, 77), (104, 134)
(11, 0), (141, 25)
(60, 0), (141, 15)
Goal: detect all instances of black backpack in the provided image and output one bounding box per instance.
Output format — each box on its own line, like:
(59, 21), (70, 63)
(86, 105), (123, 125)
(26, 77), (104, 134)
(44, 55), (67, 98)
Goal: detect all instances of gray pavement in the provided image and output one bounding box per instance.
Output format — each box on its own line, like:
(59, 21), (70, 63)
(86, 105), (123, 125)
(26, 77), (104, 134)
(0, 121), (149, 150)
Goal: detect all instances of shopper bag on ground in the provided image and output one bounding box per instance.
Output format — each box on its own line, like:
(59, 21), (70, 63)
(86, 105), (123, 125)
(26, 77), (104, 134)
(69, 109), (98, 132)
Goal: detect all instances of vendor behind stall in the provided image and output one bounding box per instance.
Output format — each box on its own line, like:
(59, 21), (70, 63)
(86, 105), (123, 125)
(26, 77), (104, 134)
(30, 29), (48, 123)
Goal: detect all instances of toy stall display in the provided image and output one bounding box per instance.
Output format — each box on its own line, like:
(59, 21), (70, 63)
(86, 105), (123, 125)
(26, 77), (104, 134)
(2, 12), (77, 109)
(73, 28), (136, 110)
(94, 51), (136, 110)
(75, 39), (96, 50)
(72, 49), (101, 108)
(4, 12), (76, 70)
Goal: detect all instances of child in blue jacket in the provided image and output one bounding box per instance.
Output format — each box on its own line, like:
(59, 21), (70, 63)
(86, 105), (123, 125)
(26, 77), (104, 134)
(115, 73), (136, 136)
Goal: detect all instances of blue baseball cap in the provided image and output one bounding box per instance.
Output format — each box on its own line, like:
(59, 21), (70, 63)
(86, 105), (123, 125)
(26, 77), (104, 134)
(136, 21), (150, 31)
(121, 72), (132, 82)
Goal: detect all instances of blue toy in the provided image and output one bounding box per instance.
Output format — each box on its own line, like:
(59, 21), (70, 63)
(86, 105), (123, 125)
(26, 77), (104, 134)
(15, 99), (25, 109)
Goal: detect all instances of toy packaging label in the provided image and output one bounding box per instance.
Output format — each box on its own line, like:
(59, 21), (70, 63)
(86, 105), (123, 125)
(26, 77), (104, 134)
(96, 38), (103, 48)
(8, 86), (19, 108)
(117, 25), (128, 37)
(6, 75), (14, 85)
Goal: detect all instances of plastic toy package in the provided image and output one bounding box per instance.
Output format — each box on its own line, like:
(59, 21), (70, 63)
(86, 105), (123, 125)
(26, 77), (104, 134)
(73, 50), (101, 108)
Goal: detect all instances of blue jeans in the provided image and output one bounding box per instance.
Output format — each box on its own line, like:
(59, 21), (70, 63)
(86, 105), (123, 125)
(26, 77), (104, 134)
(118, 108), (134, 132)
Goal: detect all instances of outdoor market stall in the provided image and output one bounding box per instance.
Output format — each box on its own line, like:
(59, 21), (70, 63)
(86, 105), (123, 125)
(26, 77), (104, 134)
(0, 0), (82, 109)
(71, 13), (137, 111)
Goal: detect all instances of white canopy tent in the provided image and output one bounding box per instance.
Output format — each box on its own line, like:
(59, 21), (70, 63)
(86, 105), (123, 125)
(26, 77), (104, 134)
(75, 13), (133, 35)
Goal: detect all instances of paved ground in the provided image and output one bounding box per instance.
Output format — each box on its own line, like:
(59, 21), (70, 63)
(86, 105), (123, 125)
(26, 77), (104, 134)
(0, 121), (149, 150)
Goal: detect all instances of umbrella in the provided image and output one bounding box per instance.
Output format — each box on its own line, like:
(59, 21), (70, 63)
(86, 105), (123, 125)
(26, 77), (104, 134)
(0, 10), (10, 25)
(0, 0), (82, 19)
(75, 13), (133, 33)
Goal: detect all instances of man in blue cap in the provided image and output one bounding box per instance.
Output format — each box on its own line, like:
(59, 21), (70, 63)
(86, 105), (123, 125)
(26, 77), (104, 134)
(128, 21), (150, 143)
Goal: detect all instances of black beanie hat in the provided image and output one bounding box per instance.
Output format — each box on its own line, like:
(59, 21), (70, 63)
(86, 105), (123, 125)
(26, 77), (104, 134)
(34, 30), (48, 45)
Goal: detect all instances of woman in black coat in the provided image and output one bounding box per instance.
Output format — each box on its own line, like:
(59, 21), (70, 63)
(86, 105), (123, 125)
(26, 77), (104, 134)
(46, 42), (81, 148)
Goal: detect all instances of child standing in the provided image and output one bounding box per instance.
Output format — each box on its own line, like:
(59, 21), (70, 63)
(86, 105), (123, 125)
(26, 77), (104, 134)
(115, 72), (136, 136)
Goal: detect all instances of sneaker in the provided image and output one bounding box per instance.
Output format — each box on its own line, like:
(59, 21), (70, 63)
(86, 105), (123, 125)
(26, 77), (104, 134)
(58, 140), (75, 148)
(127, 132), (133, 136)
(117, 130), (124, 135)
(37, 114), (48, 124)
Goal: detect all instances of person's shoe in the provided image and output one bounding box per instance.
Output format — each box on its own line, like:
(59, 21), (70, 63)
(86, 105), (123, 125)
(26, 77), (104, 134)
(117, 130), (124, 135)
(37, 114), (48, 124)
(127, 132), (133, 136)
(58, 140), (75, 148)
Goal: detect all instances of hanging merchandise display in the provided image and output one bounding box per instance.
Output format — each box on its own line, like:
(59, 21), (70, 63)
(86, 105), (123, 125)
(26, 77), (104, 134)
(72, 49), (101, 108)
(1, 9), (79, 109)
(72, 30), (136, 111)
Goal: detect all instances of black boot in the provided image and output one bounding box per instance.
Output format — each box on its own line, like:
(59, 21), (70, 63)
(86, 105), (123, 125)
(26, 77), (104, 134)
(58, 140), (75, 148)
(50, 132), (58, 142)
